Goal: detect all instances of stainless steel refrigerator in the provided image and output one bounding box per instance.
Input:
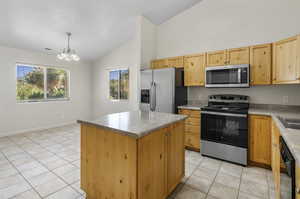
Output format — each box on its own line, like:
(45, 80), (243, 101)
(140, 67), (187, 113)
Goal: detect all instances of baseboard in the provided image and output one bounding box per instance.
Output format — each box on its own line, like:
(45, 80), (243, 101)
(0, 121), (77, 138)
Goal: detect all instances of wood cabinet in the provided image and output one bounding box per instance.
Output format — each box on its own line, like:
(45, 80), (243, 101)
(249, 115), (271, 166)
(206, 50), (227, 66)
(167, 122), (185, 194)
(227, 47), (250, 65)
(184, 53), (206, 86)
(81, 121), (185, 199)
(272, 121), (281, 199)
(250, 44), (272, 85)
(178, 109), (201, 151)
(138, 127), (168, 199)
(296, 165), (300, 199)
(167, 56), (184, 68)
(151, 56), (184, 69)
(273, 35), (300, 84)
(207, 47), (250, 66)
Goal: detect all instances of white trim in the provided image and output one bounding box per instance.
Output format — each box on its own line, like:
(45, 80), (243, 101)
(0, 121), (77, 138)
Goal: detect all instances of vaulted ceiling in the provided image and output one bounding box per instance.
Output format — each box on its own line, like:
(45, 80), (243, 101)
(0, 0), (201, 61)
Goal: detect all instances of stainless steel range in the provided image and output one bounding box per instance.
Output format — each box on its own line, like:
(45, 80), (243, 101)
(201, 94), (249, 166)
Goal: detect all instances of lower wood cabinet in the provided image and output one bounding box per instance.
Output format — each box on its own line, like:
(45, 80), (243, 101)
(296, 166), (300, 199)
(81, 121), (185, 199)
(138, 122), (185, 199)
(271, 120), (281, 199)
(178, 109), (201, 151)
(249, 115), (271, 166)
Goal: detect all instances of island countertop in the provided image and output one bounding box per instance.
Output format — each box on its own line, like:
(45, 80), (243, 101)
(78, 110), (187, 139)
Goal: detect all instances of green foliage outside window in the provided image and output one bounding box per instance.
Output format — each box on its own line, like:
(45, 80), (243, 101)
(16, 65), (69, 101)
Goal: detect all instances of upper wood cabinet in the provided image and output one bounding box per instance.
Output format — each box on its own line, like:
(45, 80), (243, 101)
(207, 47), (250, 67)
(206, 50), (227, 66)
(167, 56), (184, 68)
(151, 59), (168, 69)
(184, 53), (206, 86)
(151, 56), (184, 69)
(227, 47), (250, 65)
(250, 44), (272, 85)
(273, 35), (300, 84)
(249, 115), (271, 166)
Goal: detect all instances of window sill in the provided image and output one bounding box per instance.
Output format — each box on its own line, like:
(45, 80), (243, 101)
(17, 98), (71, 104)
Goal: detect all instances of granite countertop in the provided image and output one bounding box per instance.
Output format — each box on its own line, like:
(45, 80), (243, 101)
(78, 111), (187, 139)
(249, 105), (300, 164)
(177, 104), (205, 110)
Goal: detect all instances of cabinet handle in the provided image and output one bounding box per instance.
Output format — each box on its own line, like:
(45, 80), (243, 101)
(160, 154), (163, 160)
(297, 187), (300, 194)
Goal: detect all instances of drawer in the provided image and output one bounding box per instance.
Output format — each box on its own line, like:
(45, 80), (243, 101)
(185, 124), (200, 133)
(185, 117), (201, 126)
(185, 132), (200, 149)
(179, 109), (191, 115)
(189, 110), (201, 118)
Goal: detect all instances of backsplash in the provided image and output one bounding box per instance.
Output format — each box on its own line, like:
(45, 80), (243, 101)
(188, 84), (300, 106)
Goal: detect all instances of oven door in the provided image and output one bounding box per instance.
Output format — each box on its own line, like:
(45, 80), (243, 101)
(205, 64), (249, 88)
(201, 111), (248, 148)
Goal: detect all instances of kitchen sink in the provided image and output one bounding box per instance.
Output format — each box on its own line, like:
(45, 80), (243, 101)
(278, 117), (300, 130)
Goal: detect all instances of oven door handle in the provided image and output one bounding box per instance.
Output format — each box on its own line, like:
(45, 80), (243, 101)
(201, 111), (248, 118)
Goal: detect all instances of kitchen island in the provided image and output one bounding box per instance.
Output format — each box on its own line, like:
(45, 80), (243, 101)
(78, 111), (187, 199)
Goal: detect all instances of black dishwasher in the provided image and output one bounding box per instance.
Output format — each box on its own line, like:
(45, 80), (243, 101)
(280, 136), (295, 199)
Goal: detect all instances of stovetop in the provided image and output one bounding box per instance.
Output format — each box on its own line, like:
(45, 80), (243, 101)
(201, 94), (249, 114)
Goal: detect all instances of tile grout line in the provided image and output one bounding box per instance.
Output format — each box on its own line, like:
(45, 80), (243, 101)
(0, 150), (42, 199)
(4, 128), (83, 198)
(204, 159), (222, 199)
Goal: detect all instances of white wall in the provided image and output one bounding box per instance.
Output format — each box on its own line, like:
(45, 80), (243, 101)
(91, 18), (141, 118)
(91, 39), (141, 118)
(141, 17), (157, 69)
(157, 0), (300, 58)
(156, 0), (300, 105)
(0, 46), (92, 137)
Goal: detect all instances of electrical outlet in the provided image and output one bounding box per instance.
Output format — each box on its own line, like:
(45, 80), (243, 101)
(283, 96), (289, 105)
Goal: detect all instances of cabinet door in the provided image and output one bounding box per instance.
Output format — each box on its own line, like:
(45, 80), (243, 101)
(206, 50), (227, 66)
(184, 53), (206, 86)
(296, 165), (300, 199)
(168, 56), (184, 68)
(249, 115), (271, 166)
(250, 44), (272, 85)
(138, 127), (167, 199)
(273, 35), (300, 84)
(272, 121), (281, 199)
(167, 122), (185, 194)
(151, 59), (168, 69)
(227, 47), (250, 65)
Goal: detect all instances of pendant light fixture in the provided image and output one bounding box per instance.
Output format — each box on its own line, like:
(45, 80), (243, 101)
(57, 32), (80, 61)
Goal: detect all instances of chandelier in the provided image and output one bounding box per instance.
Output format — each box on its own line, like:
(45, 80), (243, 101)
(57, 32), (80, 62)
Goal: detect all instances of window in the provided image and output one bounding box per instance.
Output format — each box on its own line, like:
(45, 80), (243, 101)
(16, 64), (69, 102)
(109, 69), (129, 100)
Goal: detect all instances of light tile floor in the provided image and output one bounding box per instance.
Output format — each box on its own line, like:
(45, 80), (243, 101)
(0, 124), (290, 199)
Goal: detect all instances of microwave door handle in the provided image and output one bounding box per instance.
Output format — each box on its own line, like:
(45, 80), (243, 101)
(238, 68), (241, 83)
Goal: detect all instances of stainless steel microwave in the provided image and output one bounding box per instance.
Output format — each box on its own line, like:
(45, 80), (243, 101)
(205, 64), (250, 88)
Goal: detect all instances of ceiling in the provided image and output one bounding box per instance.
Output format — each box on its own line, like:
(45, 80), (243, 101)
(0, 0), (201, 61)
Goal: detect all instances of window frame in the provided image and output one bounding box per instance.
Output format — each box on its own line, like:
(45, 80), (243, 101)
(108, 67), (129, 101)
(16, 63), (71, 103)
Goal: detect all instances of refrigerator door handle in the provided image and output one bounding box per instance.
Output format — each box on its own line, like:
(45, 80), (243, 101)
(150, 82), (156, 111)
